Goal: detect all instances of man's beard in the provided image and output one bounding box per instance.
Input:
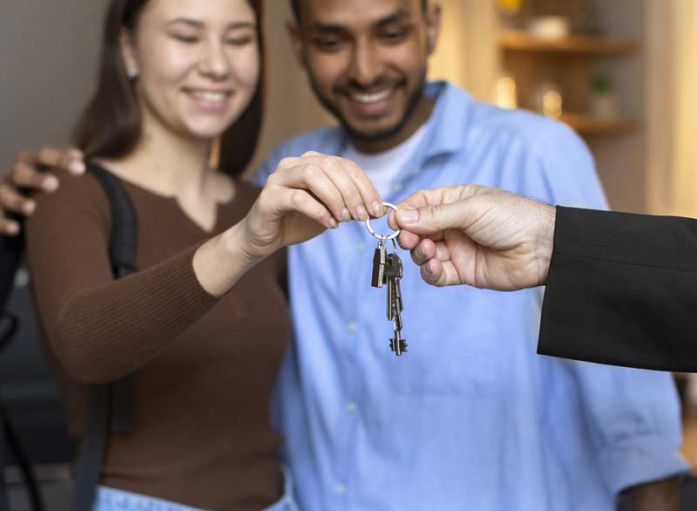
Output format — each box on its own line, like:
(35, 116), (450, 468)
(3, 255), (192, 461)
(308, 69), (428, 147)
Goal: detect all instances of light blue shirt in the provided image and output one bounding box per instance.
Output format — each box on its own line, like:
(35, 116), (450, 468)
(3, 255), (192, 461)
(252, 82), (688, 511)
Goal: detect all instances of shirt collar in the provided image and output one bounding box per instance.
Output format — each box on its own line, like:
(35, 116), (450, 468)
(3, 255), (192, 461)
(419, 81), (473, 160)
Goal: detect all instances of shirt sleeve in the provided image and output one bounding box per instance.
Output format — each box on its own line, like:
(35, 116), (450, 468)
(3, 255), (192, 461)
(26, 173), (219, 384)
(529, 124), (689, 493)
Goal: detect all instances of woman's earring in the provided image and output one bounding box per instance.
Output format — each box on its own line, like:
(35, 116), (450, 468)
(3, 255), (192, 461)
(127, 67), (139, 80)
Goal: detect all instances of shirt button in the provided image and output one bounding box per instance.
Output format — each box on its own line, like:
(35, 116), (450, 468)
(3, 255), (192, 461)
(392, 182), (404, 192)
(347, 322), (357, 332)
(337, 484), (347, 495)
(345, 401), (357, 413)
(356, 242), (366, 252)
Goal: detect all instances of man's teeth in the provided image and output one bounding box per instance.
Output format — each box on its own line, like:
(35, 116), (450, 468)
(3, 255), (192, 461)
(191, 91), (227, 102)
(351, 90), (392, 104)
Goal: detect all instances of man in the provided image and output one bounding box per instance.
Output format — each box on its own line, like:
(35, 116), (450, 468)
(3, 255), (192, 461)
(1, 1), (689, 510)
(391, 184), (697, 372)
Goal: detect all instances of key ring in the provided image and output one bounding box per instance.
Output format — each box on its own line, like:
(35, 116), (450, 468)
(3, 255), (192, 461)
(366, 202), (401, 241)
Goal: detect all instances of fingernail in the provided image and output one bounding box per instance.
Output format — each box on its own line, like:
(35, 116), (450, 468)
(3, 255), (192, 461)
(372, 201), (384, 217)
(424, 262), (433, 276)
(69, 160), (86, 175)
(415, 246), (424, 259)
(398, 208), (419, 224)
(341, 208), (351, 222)
(329, 218), (339, 229)
(23, 201), (36, 214)
(5, 222), (19, 235)
(356, 206), (368, 221)
(43, 176), (59, 192)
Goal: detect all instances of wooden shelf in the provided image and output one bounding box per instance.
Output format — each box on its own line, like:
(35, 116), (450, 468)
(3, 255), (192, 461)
(559, 113), (639, 135)
(500, 30), (638, 54)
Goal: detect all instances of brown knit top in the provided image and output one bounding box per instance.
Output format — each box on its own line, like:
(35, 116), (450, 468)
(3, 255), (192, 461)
(25, 168), (290, 511)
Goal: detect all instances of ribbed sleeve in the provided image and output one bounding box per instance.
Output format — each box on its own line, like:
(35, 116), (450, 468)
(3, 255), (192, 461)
(26, 173), (219, 383)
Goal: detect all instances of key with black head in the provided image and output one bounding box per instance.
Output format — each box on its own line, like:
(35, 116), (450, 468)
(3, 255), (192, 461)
(371, 240), (387, 288)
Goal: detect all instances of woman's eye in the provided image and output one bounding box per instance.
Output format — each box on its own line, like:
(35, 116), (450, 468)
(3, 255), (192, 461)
(226, 36), (253, 46)
(172, 35), (199, 44)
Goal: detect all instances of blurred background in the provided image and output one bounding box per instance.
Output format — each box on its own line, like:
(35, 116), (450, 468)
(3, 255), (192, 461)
(1, 0), (696, 508)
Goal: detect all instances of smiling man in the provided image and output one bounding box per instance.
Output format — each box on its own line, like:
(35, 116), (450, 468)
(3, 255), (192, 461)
(251, 1), (688, 511)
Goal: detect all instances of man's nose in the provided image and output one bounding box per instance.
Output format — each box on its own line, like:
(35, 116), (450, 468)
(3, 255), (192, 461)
(347, 40), (384, 87)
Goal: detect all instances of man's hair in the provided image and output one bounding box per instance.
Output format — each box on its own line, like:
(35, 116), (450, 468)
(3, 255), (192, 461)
(290, 0), (428, 22)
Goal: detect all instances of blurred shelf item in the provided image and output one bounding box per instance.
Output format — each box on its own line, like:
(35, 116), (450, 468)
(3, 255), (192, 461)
(500, 30), (638, 54)
(558, 113), (639, 135)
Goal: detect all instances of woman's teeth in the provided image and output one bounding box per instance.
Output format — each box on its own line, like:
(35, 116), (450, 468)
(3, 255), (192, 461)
(191, 90), (228, 102)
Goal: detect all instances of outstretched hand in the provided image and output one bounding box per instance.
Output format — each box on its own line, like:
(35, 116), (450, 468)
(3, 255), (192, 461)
(389, 185), (557, 291)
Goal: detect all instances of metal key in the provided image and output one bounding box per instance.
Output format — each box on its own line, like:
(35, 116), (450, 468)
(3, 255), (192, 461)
(391, 321), (408, 356)
(371, 240), (387, 288)
(365, 202), (409, 356)
(385, 253), (407, 356)
(384, 253), (402, 320)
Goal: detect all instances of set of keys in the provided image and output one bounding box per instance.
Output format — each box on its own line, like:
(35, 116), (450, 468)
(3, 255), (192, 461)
(367, 203), (407, 356)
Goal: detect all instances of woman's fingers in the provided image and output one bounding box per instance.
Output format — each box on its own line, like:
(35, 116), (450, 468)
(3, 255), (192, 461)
(326, 155), (384, 219)
(269, 162), (347, 224)
(317, 156), (370, 221)
(272, 153), (383, 223)
(273, 188), (337, 231)
(298, 153), (383, 219)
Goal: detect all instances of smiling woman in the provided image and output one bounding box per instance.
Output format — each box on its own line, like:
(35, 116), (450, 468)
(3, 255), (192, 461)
(74, 0), (264, 177)
(22, 0), (383, 511)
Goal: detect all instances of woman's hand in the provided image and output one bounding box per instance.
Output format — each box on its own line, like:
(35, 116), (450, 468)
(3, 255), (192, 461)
(194, 152), (383, 297)
(240, 151), (384, 259)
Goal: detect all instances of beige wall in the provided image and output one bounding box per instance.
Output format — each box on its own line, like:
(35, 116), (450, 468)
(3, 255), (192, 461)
(249, 1), (332, 173)
(645, 0), (697, 217)
(0, 1), (107, 176)
(671, 0), (697, 217)
(428, 0), (498, 102)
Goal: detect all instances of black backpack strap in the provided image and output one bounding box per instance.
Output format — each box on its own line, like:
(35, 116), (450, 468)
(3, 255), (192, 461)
(1, 402), (45, 511)
(89, 165), (138, 280)
(72, 165), (138, 511)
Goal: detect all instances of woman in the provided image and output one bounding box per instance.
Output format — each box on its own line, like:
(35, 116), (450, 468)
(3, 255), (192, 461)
(25, 0), (383, 510)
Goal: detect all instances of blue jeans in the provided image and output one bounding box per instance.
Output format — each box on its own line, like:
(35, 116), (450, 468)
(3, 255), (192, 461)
(94, 467), (300, 511)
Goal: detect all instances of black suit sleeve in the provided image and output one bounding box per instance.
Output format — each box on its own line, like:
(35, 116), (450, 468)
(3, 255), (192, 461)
(538, 206), (697, 372)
